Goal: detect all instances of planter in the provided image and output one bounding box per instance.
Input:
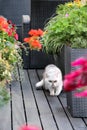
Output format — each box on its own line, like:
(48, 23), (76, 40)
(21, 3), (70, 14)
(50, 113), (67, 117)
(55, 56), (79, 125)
(31, 0), (66, 29)
(22, 15), (55, 69)
(23, 48), (55, 69)
(60, 46), (87, 117)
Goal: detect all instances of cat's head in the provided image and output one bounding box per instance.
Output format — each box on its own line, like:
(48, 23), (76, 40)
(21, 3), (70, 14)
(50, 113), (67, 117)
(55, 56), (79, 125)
(44, 73), (59, 88)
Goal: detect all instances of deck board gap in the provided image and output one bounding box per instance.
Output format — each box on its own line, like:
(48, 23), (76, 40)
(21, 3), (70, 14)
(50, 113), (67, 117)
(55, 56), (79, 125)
(58, 96), (75, 130)
(10, 84), (13, 130)
(27, 70), (44, 130)
(36, 70), (59, 130)
(18, 68), (28, 125)
(82, 118), (87, 127)
(59, 95), (87, 130)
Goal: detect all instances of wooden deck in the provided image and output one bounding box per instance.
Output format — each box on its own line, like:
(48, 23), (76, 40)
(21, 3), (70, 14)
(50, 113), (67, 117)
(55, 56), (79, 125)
(0, 69), (87, 130)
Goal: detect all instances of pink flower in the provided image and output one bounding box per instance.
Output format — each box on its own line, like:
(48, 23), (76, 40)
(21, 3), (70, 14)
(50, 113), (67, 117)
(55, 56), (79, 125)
(71, 57), (87, 66)
(75, 90), (87, 97)
(64, 79), (77, 91)
(14, 33), (18, 40)
(65, 13), (69, 17)
(64, 56), (87, 97)
(64, 69), (82, 79)
(19, 125), (41, 130)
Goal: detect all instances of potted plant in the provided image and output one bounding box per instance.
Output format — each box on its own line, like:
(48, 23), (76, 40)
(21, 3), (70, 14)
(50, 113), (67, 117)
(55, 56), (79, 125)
(23, 28), (55, 69)
(0, 16), (23, 106)
(40, 0), (87, 73)
(41, 0), (87, 52)
(40, 0), (87, 117)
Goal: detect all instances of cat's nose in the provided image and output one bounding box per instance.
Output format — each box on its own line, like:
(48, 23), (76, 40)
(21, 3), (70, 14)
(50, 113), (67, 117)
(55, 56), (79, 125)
(52, 82), (55, 88)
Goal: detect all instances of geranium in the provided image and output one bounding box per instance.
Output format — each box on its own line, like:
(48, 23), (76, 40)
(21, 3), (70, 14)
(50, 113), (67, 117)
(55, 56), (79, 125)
(64, 57), (87, 97)
(0, 16), (23, 105)
(24, 29), (43, 50)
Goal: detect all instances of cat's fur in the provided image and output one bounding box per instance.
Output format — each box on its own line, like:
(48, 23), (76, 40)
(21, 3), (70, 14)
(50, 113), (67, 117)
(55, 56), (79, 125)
(35, 64), (63, 96)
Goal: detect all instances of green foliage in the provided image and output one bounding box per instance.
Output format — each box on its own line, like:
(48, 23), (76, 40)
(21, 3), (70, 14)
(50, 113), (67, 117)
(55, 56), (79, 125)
(41, 2), (87, 53)
(0, 87), (10, 107)
(0, 16), (24, 106)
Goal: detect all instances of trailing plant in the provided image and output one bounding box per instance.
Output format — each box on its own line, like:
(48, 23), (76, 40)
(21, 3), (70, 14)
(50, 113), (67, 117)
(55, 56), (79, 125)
(0, 16), (24, 106)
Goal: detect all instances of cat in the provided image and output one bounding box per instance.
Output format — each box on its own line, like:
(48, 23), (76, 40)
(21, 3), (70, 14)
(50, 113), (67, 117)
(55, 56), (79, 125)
(35, 64), (63, 96)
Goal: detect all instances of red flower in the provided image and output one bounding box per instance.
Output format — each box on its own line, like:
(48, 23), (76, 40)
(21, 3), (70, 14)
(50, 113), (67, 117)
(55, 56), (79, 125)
(0, 16), (9, 31)
(28, 29), (38, 36)
(28, 29), (43, 36)
(64, 79), (77, 91)
(7, 20), (12, 24)
(24, 29), (43, 50)
(24, 38), (30, 43)
(37, 29), (43, 36)
(14, 33), (18, 40)
(31, 40), (42, 49)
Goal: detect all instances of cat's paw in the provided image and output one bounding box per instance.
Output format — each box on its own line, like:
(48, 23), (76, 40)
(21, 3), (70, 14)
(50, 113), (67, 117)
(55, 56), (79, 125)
(50, 91), (55, 96)
(35, 79), (44, 90)
(35, 83), (41, 90)
(54, 91), (62, 96)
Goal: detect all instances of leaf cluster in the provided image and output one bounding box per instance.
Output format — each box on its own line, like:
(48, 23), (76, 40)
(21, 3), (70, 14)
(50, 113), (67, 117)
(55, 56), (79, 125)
(41, 2), (87, 53)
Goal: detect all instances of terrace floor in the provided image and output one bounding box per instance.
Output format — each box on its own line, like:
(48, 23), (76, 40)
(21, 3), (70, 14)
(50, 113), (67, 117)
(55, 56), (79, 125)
(0, 69), (87, 130)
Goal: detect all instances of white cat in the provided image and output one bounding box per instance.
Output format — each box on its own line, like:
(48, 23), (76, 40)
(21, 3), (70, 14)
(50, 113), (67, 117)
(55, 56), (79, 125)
(35, 64), (63, 96)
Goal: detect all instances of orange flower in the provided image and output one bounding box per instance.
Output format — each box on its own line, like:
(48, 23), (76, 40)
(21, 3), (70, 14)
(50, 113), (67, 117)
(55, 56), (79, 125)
(24, 29), (43, 50)
(24, 36), (38, 43)
(31, 40), (42, 50)
(28, 29), (43, 36)
(37, 29), (43, 36)
(0, 16), (9, 31)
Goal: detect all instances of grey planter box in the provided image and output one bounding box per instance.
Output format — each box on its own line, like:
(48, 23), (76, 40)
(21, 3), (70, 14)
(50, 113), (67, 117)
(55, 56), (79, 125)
(22, 0), (71, 69)
(61, 46), (87, 117)
(23, 49), (55, 69)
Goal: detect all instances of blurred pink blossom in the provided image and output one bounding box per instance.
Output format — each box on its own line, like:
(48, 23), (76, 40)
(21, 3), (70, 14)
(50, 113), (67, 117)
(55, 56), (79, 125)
(19, 125), (41, 130)
(64, 57), (87, 97)
(71, 57), (87, 66)
(75, 90), (87, 97)
(65, 13), (69, 17)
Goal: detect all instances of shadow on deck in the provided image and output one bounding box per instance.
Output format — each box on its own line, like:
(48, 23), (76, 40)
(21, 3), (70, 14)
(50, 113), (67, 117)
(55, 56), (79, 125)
(0, 69), (87, 130)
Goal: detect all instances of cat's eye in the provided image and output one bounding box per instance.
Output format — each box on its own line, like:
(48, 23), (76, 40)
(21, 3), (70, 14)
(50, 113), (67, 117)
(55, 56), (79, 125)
(49, 80), (52, 83)
(48, 80), (57, 83)
(54, 80), (57, 83)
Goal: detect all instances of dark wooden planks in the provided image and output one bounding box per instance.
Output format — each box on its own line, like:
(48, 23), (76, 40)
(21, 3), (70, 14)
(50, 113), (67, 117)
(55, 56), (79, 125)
(0, 91), (11, 130)
(37, 70), (74, 130)
(11, 79), (26, 130)
(28, 69), (58, 130)
(59, 93), (87, 130)
(0, 68), (87, 130)
(19, 69), (42, 128)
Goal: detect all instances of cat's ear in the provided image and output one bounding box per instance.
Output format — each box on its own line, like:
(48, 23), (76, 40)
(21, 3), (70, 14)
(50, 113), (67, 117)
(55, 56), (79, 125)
(56, 71), (62, 77)
(55, 72), (59, 77)
(43, 72), (49, 78)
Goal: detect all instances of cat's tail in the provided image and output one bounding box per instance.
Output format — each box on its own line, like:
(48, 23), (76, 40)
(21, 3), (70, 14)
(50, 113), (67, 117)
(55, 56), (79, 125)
(35, 79), (44, 89)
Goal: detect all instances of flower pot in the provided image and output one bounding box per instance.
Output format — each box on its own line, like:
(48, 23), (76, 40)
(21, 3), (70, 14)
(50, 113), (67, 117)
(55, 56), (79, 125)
(22, 48), (55, 69)
(61, 46), (87, 117)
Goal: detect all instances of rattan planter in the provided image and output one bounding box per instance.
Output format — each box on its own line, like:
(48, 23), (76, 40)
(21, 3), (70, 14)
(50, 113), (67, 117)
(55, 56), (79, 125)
(23, 49), (55, 69)
(62, 46), (87, 117)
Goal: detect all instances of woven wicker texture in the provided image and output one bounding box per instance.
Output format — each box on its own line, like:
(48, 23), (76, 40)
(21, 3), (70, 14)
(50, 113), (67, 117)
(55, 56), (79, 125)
(0, 0), (30, 25)
(66, 48), (87, 117)
(0, 0), (31, 41)
(31, 0), (70, 29)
